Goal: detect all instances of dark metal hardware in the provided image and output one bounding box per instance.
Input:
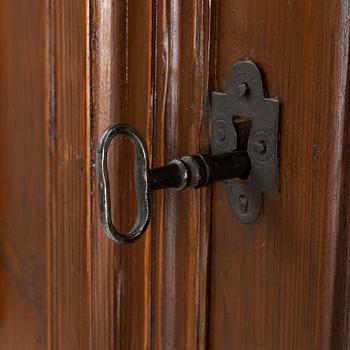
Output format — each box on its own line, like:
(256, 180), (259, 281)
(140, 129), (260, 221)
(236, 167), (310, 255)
(96, 124), (251, 244)
(149, 151), (251, 190)
(96, 125), (150, 243)
(211, 60), (279, 223)
(96, 60), (279, 244)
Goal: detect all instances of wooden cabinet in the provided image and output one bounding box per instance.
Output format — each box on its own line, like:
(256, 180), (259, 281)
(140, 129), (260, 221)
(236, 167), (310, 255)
(0, 0), (349, 349)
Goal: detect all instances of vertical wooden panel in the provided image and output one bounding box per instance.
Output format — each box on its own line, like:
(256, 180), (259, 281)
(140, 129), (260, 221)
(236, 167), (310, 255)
(91, 1), (154, 348)
(152, 0), (212, 348)
(50, 0), (91, 348)
(330, 3), (350, 345)
(0, 1), (49, 349)
(0, 1), (91, 348)
(91, 0), (213, 348)
(208, 0), (350, 349)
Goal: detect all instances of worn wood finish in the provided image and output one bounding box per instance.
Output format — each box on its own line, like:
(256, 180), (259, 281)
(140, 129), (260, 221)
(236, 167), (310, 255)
(0, 1), (50, 349)
(209, 0), (350, 349)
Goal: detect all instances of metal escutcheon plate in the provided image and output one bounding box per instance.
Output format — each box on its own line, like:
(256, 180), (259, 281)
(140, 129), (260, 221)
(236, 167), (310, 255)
(211, 60), (279, 223)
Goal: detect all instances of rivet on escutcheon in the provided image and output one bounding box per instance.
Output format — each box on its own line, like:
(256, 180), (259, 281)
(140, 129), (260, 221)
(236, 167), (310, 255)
(254, 140), (267, 154)
(217, 127), (226, 142)
(238, 194), (248, 213)
(238, 83), (248, 97)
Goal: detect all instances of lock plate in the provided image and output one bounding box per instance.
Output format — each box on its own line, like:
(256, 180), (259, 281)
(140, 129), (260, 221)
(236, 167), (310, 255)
(211, 60), (279, 223)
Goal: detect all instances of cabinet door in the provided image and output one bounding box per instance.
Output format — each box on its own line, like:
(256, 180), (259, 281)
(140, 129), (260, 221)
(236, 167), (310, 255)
(1, 1), (350, 349)
(92, 0), (350, 349)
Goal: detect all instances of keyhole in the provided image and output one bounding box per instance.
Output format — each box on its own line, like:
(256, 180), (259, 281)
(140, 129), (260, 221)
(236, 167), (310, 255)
(232, 115), (252, 151)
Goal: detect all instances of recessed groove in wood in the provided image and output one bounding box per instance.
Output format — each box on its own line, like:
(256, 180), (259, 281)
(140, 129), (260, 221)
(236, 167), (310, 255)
(91, 0), (154, 348)
(151, 0), (212, 348)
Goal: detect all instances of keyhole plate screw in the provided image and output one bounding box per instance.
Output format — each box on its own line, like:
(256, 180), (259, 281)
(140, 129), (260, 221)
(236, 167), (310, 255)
(238, 194), (248, 213)
(217, 127), (226, 141)
(254, 140), (266, 154)
(238, 83), (248, 97)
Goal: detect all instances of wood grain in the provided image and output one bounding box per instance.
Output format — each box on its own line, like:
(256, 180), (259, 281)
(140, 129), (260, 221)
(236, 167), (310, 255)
(2, 1), (350, 349)
(91, 0), (212, 348)
(208, 0), (350, 349)
(50, 0), (91, 348)
(91, 0), (154, 348)
(0, 1), (91, 348)
(151, 0), (212, 348)
(0, 1), (50, 348)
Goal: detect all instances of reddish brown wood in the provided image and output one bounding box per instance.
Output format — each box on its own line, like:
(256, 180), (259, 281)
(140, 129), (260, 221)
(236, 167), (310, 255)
(0, 1), (91, 348)
(208, 0), (350, 349)
(50, 0), (91, 349)
(91, 1), (154, 348)
(151, 0), (212, 348)
(0, 1), (50, 348)
(91, 0), (212, 348)
(2, 1), (350, 349)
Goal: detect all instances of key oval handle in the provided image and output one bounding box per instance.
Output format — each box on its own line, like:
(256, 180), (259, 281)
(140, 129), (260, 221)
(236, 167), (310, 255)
(96, 123), (251, 244)
(96, 124), (150, 244)
(96, 62), (280, 244)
